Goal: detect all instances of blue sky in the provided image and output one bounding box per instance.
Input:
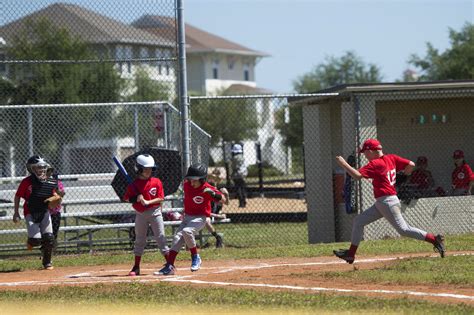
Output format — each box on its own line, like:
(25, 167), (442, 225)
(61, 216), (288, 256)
(3, 0), (472, 93)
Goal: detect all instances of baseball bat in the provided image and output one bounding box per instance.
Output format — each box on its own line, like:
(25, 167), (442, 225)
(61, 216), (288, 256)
(113, 156), (133, 184)
(113, 156), (149, 207)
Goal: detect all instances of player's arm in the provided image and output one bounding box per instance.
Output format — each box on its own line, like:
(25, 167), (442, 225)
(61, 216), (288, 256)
(336, 156), (363, 180)
(403, 161), (415, 176)
(203, 187), (224, 201)
(141, 197), (164, 206)
(13, 195), (21, 223)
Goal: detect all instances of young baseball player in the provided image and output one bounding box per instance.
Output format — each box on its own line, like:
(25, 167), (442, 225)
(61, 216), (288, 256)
(451, 149), (474, 196)
(123, 154), (169, 276)
(156, 163), (225, 275)
(13, 156), (62, 270)
(333, 139), (445, 264)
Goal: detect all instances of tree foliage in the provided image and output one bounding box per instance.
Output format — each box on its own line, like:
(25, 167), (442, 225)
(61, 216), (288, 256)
(408, 23), (474, 81)
(190, 88), (260, 146)
(276, 51), (383, 171)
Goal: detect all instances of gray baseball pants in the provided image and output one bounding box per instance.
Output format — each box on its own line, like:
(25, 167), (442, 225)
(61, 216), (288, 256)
(26, 212), (53, 238)
(133, 208), (169, 256)
(351, 195), (427, 246)
(170, 214), (206, 253)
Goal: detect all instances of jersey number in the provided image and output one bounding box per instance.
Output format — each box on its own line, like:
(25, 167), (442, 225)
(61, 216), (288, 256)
(387, 169), (396, 186)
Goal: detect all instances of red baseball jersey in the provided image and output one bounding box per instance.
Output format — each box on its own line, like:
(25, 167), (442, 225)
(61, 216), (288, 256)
(183, 181), (221, 217)
(15, 176), (34, 216)
(409, 169), (432, 189)
(359, 154), (411, 198)
(123, 177), (164, 212)
(452, 163), (474, 190)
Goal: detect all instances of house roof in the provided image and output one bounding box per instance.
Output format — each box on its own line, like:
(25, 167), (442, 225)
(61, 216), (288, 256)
(0, 3), (172, 47)
(132, 15), (269, 57)
(289, 80), (474, 105)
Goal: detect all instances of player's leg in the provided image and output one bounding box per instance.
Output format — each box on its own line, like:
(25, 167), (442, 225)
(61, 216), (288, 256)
(25, 214), (42, 250)
(50, 212), (61, 249)
(334, 203), (382, 263)
(181, 215), (206, 271)
(129, 212), (146, 276)
(377, 196), (445, 257)
(39, 212), (54, 270)
(156, 219), (188, 275)
(148, 210), (169, 257)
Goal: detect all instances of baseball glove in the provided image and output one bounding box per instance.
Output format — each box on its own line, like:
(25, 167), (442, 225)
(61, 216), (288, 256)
(44, 192), (62, 209)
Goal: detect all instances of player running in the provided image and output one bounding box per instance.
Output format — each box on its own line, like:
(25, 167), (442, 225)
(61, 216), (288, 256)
(333, 139), (445, 264)
(156, 163), (226, 275)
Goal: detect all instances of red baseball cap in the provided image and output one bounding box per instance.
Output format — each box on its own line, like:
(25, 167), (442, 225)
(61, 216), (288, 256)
(358, 139), (382, 153)
(453, 149), (464, 159)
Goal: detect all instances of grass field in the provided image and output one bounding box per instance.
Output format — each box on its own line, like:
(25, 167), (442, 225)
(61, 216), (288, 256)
(0, 233), (473, 314)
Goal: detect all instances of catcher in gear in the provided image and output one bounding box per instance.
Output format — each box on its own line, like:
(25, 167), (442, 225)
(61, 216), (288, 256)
(13, 155), (60, 270)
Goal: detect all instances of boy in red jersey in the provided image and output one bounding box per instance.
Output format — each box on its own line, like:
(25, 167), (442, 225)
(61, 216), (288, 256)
(156, 163), (226, 275)
(123, 154), (169, 276)
(451, 149), (474, 196)
(333, 139), (445, 264)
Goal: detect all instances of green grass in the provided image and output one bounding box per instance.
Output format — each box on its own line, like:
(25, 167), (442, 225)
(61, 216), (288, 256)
(298, 255), (474, 287)
(0, 283), (472, 315)
(0, 234), (473, 314)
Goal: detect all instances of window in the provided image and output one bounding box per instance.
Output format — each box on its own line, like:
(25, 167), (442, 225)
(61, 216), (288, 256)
(227, 57), (235, 70)
(212, 59), (219, 79)
(244, 69), (249, 81)
(243, 62), (250, 81)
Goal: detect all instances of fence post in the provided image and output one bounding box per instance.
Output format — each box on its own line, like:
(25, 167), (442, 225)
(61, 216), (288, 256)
(256, 142), (264, 196)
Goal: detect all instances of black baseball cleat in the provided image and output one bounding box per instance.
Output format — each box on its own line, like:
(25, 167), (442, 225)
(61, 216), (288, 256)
(128, 265), (140, 276)
(333, 249), (355, 264)
(433, 234), (445, 258)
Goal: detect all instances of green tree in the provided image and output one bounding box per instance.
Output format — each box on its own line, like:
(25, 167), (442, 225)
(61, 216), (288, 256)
(103, 67), (172, 148)
(276, 51), (383, 172)
(408, 23), (474, 81)
(190, 87), (260, 147)
(3, 18), (124, 169)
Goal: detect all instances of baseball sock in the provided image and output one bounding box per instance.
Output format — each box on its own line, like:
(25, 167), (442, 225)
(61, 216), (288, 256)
(211, 231), (218, 238)
(424, 233), (436, 244)
(348, 244), (358, 257)
(134, 256), (141, 267)
(167, 250), (178, 265)
(190, 247), (198, 256)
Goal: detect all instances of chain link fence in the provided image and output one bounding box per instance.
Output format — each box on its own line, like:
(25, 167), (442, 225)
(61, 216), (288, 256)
(300, 85), (474, 244)
(0, 1), (472, 257)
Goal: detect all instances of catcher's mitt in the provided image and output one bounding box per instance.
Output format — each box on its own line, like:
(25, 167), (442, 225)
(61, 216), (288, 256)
(44, 192), (62, 209)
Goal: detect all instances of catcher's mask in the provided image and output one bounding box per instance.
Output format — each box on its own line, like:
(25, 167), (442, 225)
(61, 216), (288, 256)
(26, 155), (50, 181)
(135, 154), (157, 173)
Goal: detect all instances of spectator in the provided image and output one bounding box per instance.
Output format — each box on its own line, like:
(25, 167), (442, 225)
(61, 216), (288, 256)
(231, 143), (247, 208)
(451, 150), (474, 196)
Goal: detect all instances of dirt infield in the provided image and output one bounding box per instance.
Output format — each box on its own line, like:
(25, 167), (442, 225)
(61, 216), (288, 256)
(1, 251), (472, 306)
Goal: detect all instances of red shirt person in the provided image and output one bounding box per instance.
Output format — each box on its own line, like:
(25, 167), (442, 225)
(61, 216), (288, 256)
(333, 139), (446, 264)
(451, 150), (474, 196)
(157, 164), (226, 276)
